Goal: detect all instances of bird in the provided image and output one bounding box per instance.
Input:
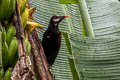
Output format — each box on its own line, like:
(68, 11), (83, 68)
(42, 15), (69, 66)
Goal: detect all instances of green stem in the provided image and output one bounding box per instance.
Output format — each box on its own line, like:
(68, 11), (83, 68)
(0, 23), (2, 68)
(62, 32), (80, 80)
(77, 0), (95, 37)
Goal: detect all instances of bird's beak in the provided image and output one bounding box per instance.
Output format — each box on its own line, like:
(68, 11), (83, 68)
(59, 15), (69, 21)
(61, 15), (69, 19)
(64, 15), (69, 18)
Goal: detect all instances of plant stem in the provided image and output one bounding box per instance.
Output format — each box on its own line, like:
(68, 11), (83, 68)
(62, 32), (80, 80)
(0, 23), (2, 68)
(77, 0), (95, 37)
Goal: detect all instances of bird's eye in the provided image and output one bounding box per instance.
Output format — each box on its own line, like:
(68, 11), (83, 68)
(55, 15), (59, 18)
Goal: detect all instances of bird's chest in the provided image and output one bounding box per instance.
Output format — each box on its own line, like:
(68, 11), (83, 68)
(45, 32), (60, 46)
(42, 29), (61, 52)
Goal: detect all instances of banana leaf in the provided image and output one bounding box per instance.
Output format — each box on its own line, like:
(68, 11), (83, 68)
(30, 0), (75, 79)
(70, 34), (120, 80)
(30, 0), (120, 80)
(59, 0), (78, 4)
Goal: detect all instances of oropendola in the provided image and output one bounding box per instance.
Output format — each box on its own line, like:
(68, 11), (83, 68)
(42, 15), (69, 66)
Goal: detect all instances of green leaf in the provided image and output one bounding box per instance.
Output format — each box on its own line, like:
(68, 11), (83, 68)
(59, 0), (78, 4)
(62, 32), (80, 80)
(30, 0), (120, 80)
(30, 0), (74, 79)
(62, 32), (72, 55)
(70, 34), (120, 79)
(68, 57), (80, 80)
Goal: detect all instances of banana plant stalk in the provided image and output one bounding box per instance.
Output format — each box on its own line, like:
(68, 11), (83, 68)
(0, 23), (2, 68)
(77, 0), (95, 37)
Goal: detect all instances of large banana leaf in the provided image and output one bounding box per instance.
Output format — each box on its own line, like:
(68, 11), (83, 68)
(86, 0), (120, 37)
(70, 34), (120, 80)
(30, 0), (120, 80)
(30, 0), (75, 80)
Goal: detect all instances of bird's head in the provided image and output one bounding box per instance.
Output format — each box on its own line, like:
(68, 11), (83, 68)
(50, 15), (69, 25)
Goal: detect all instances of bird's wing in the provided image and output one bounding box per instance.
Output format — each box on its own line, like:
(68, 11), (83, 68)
(58, 32), (61, 51)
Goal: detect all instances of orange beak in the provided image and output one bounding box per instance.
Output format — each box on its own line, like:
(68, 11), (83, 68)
(64, 15), (69, 18)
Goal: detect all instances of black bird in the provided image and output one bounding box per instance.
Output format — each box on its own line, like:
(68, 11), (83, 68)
(42, 15), (69, 66)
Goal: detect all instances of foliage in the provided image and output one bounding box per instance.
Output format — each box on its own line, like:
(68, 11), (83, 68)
(31, 0), (120, 79)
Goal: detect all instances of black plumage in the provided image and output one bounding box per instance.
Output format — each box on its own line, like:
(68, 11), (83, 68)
(42, 15), (68, 66)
